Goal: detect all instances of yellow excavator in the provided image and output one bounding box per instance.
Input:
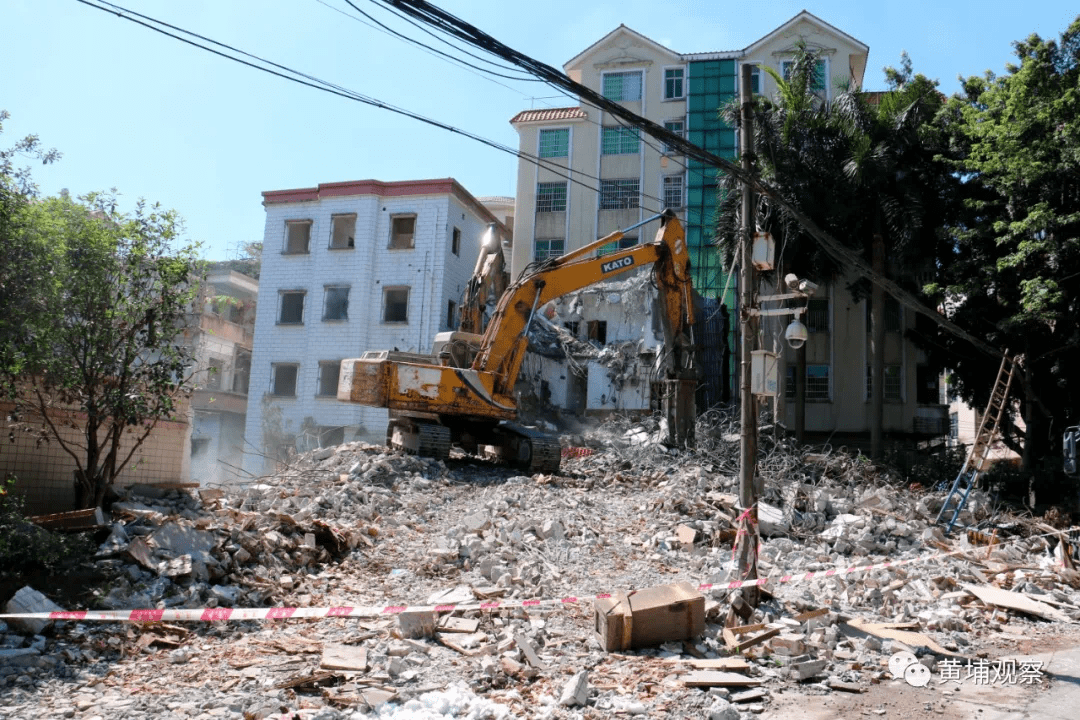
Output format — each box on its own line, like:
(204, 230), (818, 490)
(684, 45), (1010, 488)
(337, 210), (697, 474)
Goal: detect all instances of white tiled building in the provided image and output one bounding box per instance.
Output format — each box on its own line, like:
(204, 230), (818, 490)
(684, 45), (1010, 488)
(242, 178), (505, 475)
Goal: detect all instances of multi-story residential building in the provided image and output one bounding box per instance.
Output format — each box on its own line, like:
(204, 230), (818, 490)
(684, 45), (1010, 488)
(189, 269), (257, 487)
(509, 12), (948, 441)
(242, 178), (505, 475)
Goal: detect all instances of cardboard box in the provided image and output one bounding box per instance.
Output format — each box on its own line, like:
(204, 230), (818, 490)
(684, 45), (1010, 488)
(594, 582), (705, 651)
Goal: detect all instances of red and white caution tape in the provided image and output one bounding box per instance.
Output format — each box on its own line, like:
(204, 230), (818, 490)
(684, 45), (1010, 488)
(2, 526), (1075, 624)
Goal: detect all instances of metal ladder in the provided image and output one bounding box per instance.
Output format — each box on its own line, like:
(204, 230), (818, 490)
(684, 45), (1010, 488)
(936, 353), (1016, 533)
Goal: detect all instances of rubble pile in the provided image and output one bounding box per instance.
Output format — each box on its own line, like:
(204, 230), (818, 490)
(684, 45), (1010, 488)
(2, 421), (1080, 719)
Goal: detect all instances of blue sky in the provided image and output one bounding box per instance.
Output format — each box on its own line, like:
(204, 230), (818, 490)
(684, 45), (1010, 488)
(3, 0), (1077, 260)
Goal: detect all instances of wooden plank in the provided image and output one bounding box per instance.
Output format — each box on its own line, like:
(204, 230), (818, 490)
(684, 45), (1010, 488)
(792, 608), (829, 623)
(962, 584), (1075, 624)
(437, 616), (480, 634)
(29, 507), (105, 532)
(664, 657), (751, 672)
(730, 627), (780, 653)
(842, 619), (961, 657)
(729, 622), (766, 636)
(681, 671), (763, 688)
(320, 644), (368, 671)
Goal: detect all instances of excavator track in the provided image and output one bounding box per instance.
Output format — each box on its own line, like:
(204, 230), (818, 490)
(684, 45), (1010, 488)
(387, 420), (451, 462)
(527, 435), (562, 475)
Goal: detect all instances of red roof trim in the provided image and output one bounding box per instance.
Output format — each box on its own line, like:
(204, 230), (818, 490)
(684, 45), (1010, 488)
(510, 107), (588, 124)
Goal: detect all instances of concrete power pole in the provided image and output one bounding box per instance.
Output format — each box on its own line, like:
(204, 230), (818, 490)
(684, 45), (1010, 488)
(734, 63), (760, 609)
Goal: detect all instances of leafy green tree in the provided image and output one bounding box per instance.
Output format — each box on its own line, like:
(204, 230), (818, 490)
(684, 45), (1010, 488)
(716, 49), (955, 455)
(7, 192), (204, 508)
(929, 19), (1080, 477)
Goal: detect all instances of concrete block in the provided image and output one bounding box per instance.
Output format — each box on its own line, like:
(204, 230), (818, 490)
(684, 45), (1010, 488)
(5, 587), (63, 635)
(398, 610), (436, 639)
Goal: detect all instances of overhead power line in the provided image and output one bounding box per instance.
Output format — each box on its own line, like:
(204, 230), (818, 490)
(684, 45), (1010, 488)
(375, 0), (1009, 364)
(75, 0), (675, 213)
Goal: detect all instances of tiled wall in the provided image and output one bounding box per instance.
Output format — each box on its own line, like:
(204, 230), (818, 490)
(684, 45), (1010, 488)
(0, 400), (191, 515)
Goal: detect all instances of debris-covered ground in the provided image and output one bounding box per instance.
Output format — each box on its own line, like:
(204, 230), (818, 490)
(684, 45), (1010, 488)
(3, 416), (1080, 720)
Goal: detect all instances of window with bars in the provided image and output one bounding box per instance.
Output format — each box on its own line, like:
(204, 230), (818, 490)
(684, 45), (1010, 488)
(536, 182), (567, 212)
(598, 235), (637, 256)
(538, 128), (569, 158)
(451, 227), (461, 256)
(232, 349), (251, 395)
(806, 364), (830, 402)
(317, 361), (341, 397)
(664, 68), (684, 99)
(787, 365), (830, 401)
(663, 175), (684, 209)
(807, 297), (829, 333)
(599, 179), (640, 210)
(866, 364), (903, 401)
(663, 120), (684, 153)
(601, 126), (640, 155)
(602, 71), (642, 101)
(329, 214), (355, 249)
(534, 238), (564, 261)
(865, 296), (902, 333)
(949, 412), (959, 439)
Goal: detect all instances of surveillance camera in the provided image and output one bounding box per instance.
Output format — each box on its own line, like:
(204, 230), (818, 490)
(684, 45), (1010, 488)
(798, 279), (819, 296)
(785, 273), (801, 292)
(785, 318), (808, 349)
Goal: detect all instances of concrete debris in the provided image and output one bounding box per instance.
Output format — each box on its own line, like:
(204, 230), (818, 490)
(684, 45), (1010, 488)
(2, 422), (1080, 718)
(4, 587), (62, 635)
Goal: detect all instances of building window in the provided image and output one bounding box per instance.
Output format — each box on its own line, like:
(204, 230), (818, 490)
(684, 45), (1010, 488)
(587, 320), (607, 345)
(279, 291), (305, 325)
(602, 71), (642, 101)
(330, 214), (355, 249)
(663, 120), (684, 153)
(785, 365), (796, 400)
(271, 363), (298, 397)
(781, 59), (827, 94)
(598, 235), (637, 256)
(390, 215), (416, 249)
(866, 364), (903, 401)
(664, 68), (684, 99)
(806, 364), (830, 402)
(564, 321), (580, 337)
(865, 296), (902, 333)
(807, 297), (829, 333)
(663, 175), (684, 209)
(284, 220), (311, 254)
(323, 286), (349, 321)
(446, 299), (456, 329)
(383, 287), (410, 323)
(538, 128), (569, 158)
(205, 357), (224, 391)
(534, 238), (564, 261)
(317, 360), (341, 397)
(451, 227), (461, 256)
(536, 182), (567, 212)
(746, 64), (761, 94)
(949, 412), (959, 440)
(599, 179), (640, 210)
(232, 349), (251, 395)
(601, 126), (640, 155)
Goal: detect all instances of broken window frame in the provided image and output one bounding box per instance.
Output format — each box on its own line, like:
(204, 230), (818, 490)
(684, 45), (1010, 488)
(383, 286), (410, 324)
(587, 319), (608, 346)
(389, 214), (417, 250)
(271, 363), (299, 397)
(284, 220), (312, 254)
(323, 285), (349, 322)
(329, 213), (356, 250)
(316, 360), (341, 397)
(278, 290), (306, 325)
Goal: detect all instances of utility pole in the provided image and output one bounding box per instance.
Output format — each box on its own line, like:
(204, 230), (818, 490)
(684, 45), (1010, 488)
(734, 63), (760, 610)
